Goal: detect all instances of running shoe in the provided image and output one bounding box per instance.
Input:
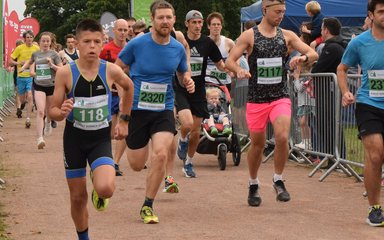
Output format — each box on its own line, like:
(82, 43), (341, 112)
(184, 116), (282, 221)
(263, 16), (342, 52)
(37, 137), (45, 150)
(248, 184), (262, 207)
(92, 189), (109, 211)
(183, 163), (196, 178)
(177, 138), (189, 160)
(163, 176), (179, 193)
(273, 180), (291, 202)
(16, 108), (22, 118)
(115, 164), (123, 176)
(140, 206), (159, 224)
(25, 118), (31, 128)
(44, 121), (52, 136)
(366, 205), (384, 227)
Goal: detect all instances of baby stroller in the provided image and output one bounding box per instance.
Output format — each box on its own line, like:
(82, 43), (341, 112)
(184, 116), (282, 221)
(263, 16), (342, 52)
(196, 75), (242, 170)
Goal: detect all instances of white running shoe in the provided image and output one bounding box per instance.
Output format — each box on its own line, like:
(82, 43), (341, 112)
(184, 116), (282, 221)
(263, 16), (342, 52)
(44, 121), (52, 136)
(37, 137), (45, 149)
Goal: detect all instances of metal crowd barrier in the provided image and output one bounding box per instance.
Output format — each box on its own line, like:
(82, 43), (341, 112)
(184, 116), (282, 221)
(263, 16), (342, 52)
(0, 68), (16, 187)
(231, 72), (365, 182)
(293, 73), (362, 182)
(231, 78), (251, 153)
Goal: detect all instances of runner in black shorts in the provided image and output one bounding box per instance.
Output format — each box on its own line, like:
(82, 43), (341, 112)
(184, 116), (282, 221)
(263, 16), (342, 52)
(19, 32), (62, 149)
(116, 1), (194, 224)
(338, 1), (384, 225)
(49, 19), (133, 239)
(175, 10), (227, 178)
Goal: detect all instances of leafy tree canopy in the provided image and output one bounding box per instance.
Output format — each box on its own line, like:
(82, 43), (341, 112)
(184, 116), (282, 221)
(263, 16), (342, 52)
(24, 0), (254, 44)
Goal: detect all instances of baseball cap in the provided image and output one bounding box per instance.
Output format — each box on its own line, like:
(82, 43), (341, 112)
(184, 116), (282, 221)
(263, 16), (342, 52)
(185, 10), (203, 21)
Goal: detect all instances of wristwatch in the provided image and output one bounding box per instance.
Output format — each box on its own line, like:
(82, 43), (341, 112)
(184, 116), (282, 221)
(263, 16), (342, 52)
(119, 114), (131, 122)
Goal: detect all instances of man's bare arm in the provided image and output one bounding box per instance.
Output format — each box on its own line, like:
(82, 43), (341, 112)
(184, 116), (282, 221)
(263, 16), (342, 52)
(226, 29), (252, 79)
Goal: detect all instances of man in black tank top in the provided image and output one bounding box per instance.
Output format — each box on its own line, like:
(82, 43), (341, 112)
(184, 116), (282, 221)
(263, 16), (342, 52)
(174, 10), (227, 178)
(49, 19), (134, 239)
(226, 0), (318, 207)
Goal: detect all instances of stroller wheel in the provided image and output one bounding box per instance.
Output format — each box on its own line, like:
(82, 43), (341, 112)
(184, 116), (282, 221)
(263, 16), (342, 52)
(218, 143), (227, 170)
(231, 133), (241, 166)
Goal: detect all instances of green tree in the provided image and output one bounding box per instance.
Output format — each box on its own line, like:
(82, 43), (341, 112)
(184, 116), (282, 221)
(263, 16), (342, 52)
(24, 0), (88, 43)
(24, 0), (254, 44)
(86, 0), (131, 20)
(168, 0), (254, 40)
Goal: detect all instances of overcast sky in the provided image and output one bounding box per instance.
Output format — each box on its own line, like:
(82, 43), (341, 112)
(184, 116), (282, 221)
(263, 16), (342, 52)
(4, 0), (26, 20)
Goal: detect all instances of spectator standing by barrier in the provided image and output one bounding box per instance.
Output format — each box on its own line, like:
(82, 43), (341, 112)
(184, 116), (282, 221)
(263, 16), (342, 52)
(301, 1), (324, 48)
(312, 17), (346, 162)
(226, 0), (318, 207)
(337, 0), (384, 227)
(293, 62), (314, 150)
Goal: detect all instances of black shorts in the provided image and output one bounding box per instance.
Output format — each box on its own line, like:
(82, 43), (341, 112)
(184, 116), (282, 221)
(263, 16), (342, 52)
(175, 89), (209, 119)
(33, 81), (55, 96)
(356, 103), (384, 138)
(63, 121), (113, 178)
(126, 110), (175, 149)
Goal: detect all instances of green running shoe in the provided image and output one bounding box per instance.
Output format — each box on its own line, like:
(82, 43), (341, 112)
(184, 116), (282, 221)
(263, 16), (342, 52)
(140, 206), (159, 224)
(163, 176), (179, 193)
(92, 189), (109, 211)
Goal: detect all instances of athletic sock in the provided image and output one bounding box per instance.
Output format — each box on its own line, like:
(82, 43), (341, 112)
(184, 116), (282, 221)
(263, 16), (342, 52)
(249, 177), (260, 185)
(185, 155), (193, 165)
(143, 197), (154, 208)
(77, 228), (89, 240)
(179, 136), (188, 142)
(273, 173), (283, 183)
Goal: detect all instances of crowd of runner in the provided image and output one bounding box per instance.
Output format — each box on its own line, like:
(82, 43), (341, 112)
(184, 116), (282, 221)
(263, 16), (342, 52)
(6, 0), (384, 239)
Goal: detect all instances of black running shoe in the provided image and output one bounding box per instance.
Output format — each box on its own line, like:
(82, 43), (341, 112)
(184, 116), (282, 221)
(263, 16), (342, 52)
(366, 205), (384, 227)
(273, 180), (291, 202)
(115, 164), (123, 176)
(16, 108), (22, 118)
(248, 184), (262, 207)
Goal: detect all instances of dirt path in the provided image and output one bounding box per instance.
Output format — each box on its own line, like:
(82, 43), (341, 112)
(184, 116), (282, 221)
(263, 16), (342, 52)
(0, 109), (382, 240)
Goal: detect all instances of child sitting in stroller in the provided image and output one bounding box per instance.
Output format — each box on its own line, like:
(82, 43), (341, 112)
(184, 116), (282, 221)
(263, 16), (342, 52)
(206, 87), (232, 136)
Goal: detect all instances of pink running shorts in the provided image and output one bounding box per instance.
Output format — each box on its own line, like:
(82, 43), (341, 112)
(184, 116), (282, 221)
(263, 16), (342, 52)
(246, 98), (291, 133)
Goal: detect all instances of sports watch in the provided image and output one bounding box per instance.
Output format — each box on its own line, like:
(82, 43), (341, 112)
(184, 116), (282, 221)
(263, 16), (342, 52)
(119, 114), (131, 122)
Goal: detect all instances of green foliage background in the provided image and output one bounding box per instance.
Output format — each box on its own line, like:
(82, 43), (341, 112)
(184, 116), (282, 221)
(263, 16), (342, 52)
(24, 0), (255, 44)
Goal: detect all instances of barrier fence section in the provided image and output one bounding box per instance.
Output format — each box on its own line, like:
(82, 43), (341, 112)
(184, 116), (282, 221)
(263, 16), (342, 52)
(1, 68), (15, 135)
(231, 73), (364, 182)
(0, 67), (14, 187)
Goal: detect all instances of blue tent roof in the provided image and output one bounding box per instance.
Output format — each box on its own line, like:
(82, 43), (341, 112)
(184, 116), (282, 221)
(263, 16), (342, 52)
(241, 0), (366, 33)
